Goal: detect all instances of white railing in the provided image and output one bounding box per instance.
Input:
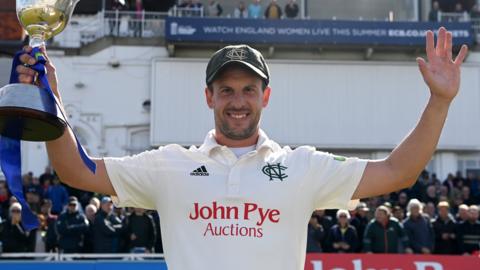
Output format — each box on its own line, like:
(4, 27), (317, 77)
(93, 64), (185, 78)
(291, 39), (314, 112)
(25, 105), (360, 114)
(168, 6), (204, 18)
(0, 252), (165, 261)
(438, 11), (470, 22)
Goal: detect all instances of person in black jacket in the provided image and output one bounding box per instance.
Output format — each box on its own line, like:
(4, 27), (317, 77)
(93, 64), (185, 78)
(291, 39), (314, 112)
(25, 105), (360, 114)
(402, 199), (435, 254)
(125, 208), (156, 252)
(363, 206), (410, 253)
(432, 201), (457, 254)
(457, 205), (480, 255)
(1, 202), (36, 252)
(93, 196), (124, 253)
(325, 209), (358, 253)
(56, 196), (89, 253)
(306, 213), (324, 253)
(350, 202), (369, 252)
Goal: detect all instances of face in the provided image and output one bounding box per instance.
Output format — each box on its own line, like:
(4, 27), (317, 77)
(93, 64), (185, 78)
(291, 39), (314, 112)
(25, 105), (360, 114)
(468, 208), (479, 221)
(338, 214), (348, 226)
(459, 207), (469, 220)
(101, 202), (113, 213)
(206, 66), (270, 141)
(10, 207), (21, 220)
(410, 205), (420, 217)
(67, 202), (77, 213)
(86, 205), (97, 219)
(375, 209), (388, 223)
(134, 208), (145, 215)
(438, 206), (449, 219)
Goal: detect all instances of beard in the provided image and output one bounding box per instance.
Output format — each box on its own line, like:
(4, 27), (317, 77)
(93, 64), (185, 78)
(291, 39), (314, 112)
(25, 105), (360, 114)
(215, 108), (261, 140)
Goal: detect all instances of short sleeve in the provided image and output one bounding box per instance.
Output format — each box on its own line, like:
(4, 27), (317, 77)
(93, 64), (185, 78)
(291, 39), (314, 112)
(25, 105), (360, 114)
(305, 150), (368, 210)
(103, 148), (163, 209)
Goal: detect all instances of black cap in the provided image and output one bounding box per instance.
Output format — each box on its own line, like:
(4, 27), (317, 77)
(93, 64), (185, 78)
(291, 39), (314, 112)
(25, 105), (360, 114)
(206, 44), (270, 86)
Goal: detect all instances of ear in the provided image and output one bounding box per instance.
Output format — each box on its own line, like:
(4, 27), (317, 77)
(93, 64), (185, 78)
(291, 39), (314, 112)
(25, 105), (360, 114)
(262, 86), (271, 108)
(205, 87), (214, 109)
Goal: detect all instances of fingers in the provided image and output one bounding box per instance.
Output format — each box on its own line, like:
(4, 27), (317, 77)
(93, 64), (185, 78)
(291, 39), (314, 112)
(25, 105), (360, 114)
(454, 44), (469, 66)
(445, 31), (452, 60)
(16, 65), (37, 77)
(18, 74), (35, 84)
(416, 57), (431, 82)
(436, 27), (446, 56)
(19, 53), (36, 65)
(426, 30), (435, 61)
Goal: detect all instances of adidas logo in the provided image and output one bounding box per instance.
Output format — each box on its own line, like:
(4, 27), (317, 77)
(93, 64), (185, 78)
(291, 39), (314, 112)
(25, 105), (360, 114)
(190, 165), (209, 176)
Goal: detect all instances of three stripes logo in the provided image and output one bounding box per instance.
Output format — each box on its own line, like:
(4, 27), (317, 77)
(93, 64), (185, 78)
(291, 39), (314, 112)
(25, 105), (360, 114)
(190, 165), (209, 176)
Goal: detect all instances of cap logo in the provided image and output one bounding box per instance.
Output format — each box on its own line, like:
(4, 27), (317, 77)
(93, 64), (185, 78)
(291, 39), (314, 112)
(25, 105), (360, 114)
(226, 48), (248, 61)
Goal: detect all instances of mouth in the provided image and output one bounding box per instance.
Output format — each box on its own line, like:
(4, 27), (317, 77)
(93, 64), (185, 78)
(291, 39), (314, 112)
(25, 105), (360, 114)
(226, 111), (250, 120)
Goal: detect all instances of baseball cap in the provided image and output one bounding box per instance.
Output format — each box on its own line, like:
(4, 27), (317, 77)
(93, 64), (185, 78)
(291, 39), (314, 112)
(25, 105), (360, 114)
(206, 44), (270, 86)
(356, 202), (370, 211)
(101, 196), (112, 204)
(68, 196), (78, 205)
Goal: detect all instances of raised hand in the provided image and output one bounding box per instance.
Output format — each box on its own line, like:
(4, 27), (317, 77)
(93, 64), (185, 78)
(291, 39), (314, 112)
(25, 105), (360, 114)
(416, 27), (468, 103)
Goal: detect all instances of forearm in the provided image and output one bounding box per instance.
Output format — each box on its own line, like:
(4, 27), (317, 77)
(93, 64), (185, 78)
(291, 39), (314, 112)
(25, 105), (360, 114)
(386, 96), (450, 186)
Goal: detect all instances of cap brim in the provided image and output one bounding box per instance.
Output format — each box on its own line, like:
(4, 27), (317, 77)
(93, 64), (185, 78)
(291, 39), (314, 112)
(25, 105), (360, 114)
(207, 60), (268, 85)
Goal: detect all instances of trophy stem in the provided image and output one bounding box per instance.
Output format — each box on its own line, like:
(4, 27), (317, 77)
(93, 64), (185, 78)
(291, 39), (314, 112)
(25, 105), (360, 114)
(29, 35), (45, 48)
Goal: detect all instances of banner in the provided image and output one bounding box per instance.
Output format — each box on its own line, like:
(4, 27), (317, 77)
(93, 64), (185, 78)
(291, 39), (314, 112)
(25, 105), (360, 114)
(305, 253), (480, 270)
(165, 17), (474, 46)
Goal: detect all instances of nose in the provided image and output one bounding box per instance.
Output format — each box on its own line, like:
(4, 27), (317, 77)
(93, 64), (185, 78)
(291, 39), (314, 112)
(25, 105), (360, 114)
(229, 91), (247, 109)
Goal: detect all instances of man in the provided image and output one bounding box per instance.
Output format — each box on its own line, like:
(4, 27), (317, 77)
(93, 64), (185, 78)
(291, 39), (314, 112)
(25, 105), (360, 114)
(325, 209), (358, 253)
(56, 197), (89, 253)
(93, 196), (124, 253)
(125, 208), (156, 252)
(284, 0), (299, 19)
(206, 0), (223, 17)
(363, 206), (410, 253)
(83, 203), (97, 253)
(402, 199), (435, 254)
(1, 203), (36, 252)
(429, 1), (440, 22)
(248, 0), (262, 18)
(432, 201), (457, 254)
(45, 176), (69, 214)
(234, 1), (248, 18)
(265, 0), (282, 19)
(350, 202), (369, 252)
(16, 27), (468, 269)
(456, 205), (480, 255)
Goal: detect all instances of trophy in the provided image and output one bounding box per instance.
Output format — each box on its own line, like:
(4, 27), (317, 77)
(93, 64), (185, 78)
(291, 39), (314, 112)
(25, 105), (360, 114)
(0, 0), (80, 141)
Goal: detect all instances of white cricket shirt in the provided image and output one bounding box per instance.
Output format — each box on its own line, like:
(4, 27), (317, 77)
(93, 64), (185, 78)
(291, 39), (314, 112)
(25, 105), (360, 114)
(104, 129), (367, 270)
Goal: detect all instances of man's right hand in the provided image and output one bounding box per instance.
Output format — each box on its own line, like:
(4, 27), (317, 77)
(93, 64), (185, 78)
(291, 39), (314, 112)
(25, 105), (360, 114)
(16, 46), (61, 102)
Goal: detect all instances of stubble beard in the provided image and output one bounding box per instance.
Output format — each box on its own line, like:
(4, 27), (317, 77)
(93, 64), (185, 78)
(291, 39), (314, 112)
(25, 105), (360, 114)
(215, 110), (260, 140)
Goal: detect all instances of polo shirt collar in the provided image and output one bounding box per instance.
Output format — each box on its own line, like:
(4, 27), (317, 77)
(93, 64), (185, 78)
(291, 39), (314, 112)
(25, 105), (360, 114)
(199, 129), (277, 156)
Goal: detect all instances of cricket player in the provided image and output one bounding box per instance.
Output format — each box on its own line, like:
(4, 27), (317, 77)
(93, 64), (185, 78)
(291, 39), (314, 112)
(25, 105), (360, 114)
(16, 27), (468, 269)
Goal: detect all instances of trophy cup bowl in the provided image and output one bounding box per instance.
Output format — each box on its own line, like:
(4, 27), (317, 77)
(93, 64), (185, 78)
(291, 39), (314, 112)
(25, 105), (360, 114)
(0, 0), (80, 141)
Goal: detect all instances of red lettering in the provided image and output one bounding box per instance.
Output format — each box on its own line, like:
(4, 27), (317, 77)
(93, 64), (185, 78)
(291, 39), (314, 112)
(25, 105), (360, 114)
(244, 203), (258, 220)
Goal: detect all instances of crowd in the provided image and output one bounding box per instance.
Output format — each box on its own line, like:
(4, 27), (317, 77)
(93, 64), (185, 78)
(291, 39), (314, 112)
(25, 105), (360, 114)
(0, 167), (162, 254)
(175, 0), (300, 19)
(429, 0), (480, 22)
(307, 170), (480, 255)
(0, 167), (479, 255)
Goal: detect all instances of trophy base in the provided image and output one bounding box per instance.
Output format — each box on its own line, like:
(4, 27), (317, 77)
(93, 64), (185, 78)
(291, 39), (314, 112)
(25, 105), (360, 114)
(0, 84), (66, 141)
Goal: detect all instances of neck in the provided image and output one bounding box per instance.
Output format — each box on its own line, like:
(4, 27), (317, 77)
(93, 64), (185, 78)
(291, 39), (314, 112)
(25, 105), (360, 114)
(214, 128), (260, 148)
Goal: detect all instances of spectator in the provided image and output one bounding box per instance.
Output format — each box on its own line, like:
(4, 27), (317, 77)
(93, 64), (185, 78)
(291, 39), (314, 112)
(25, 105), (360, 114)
(93, 196), (124, 253)
(392, 205), (405, 221)
(461, 186), (476, 205)
(313, 209), (333, 248)
(325, 209), (358, 253)
(306, 213), (324, 252)
(25, 187), (42, 214)
(1, 202), (36, 252)
(109, 0), (127, 36)
(456, 204), (469, 222)
(56, 197), (89, 253)
(284, 0), (299, 19)
(396, 191), (409, 209)
(45, 176), (69, 215)
(424, 202), (437, 219)
(150, 211), (163, 253)
(248, 0), (262, 19)
(234, 1), (248, 18)
(0, 181), (10, 219)
(402, 199), (435, 254)
(265, 0), (282, 19)
(206, 0), (223, 17)
(425, 185), (439, 205)
(350, 202), (369, 252)
(39, 166), (55, 186)
(34, 214), (47, 252)
(191, 0), (204, 16)
(125, 208), (156, 252)
(457, 205), (480, 255)
(41, 199), (58, 252)
(363, 206), (410, 253)
(130, 0), (144, 37)
(90, 197), (100, 210)
(83, 204), (98, 253)
(429, 1), (440, 22)
(432, 201), (457, 254)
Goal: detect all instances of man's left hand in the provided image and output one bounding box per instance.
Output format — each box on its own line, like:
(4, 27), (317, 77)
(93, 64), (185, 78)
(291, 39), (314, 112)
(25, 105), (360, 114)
(416, 27), (468, 104)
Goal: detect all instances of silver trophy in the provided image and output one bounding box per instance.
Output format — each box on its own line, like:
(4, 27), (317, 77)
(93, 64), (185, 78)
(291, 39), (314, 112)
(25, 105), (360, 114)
(0, 0), (80, 141)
